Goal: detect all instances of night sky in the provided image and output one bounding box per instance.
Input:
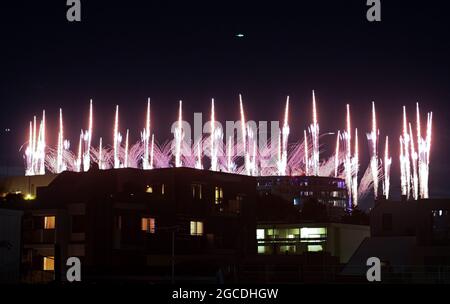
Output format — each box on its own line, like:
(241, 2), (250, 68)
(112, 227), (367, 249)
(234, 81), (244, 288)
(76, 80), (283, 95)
(1, 1), (449, 204)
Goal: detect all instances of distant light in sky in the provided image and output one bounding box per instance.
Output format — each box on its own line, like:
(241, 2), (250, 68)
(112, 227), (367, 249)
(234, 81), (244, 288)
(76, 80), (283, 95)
(235, 33), (244, 38)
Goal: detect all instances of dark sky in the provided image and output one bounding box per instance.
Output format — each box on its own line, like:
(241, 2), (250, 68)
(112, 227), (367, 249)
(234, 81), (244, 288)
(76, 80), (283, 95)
(1, 1), (449, 201)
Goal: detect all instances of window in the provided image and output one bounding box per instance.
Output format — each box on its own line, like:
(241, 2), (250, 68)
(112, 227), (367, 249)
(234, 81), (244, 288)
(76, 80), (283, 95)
(300, 227), (327, 239)
(146, 185), (153, 193)
(44, 216), (55, 229)
(161, 184), (165, 195)
(215, 186), (223, 204)
(141, 217), (156, 233)
(192, 184), (202, 199)
(307, 245), (323, 252)
(190, 221), (203, 236)
(382, 213), (393, 232)
(256, 229), (265, 239)
(43, 256), (54, 271)
(257, 245), (266, 254)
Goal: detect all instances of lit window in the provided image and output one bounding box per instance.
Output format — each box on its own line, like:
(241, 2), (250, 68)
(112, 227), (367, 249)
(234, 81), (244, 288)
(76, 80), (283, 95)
(256, 229), (265, 239)
(190, 221), (203, 236)
(44, 216), (55, 229)
(141, 217), (156, 233)
(161, 184), (165, 195)
(192, 184), (202, 199)
(300, 227), (326, 239)
(146, 185), (153, 193)
(43, 256), (54, 271)
(307, 245), (323, 252)
(215, 186), (223, 204)
(257, 246), (266, 254)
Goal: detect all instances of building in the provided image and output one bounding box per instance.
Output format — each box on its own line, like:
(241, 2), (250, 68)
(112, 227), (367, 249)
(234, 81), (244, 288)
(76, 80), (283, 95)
(256, 222), (369, 263)
(0, 174), (57, 200)
(0, 208), (23, 283)
(9, 167), (257, 283)
(343, 198), (450, 283)
(256, 175), (348, 208)
(0, 169), (372, 284)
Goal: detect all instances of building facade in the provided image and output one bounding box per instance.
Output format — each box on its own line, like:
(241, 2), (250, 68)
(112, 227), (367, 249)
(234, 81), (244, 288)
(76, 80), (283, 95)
(16, 167), (257, 283)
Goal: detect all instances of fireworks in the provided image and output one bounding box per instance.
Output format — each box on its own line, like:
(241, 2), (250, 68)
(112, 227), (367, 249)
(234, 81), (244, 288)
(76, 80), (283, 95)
(22, 93), (434, 203)
(367, 101), (379, 199)
(383, 136), (392, 199)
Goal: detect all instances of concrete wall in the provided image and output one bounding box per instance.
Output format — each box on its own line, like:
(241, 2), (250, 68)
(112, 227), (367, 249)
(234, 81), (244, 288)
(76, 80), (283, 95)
(327, 223), (370, 263)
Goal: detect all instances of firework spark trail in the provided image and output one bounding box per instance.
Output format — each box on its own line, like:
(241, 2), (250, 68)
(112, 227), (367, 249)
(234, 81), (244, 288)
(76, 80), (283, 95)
(209, 99), (218, 171)
(409, 123), (419, 200)
(25, 112), (47, 176)
(113, 105), (122, 169)
(239, 94), (251, 175)
(415, 103), (433, 199)
(304, 130), (309, 176)
(344, 104), (353, 206)
(82, 100), (93, 172)
(277, 96), (290, 176)
(383, 136), (392, 199)
(402, 106), (411, 199)
(424, 112), (432, 198)
(358, 164), (376, 201)
(399, 136), (407, 197)
(367, 101), (379, 199)
(319, 154), (338, 177)
(226, 136), (235, 173)
(28, 111), (47, 176)
(311, 91), (320, 176)
(194, 139), (202, 169)
(56, 108), (66, 173)
(174, 100), (183, 168)
(98, 137), (104, 169)
(124, 129), (129, 168)
(75, 130), (83, 172)
(334, 130), (340, 177)
(142, 98), (151, 170)
(352, 128), (359, 206)
(149, 134), (154, 169)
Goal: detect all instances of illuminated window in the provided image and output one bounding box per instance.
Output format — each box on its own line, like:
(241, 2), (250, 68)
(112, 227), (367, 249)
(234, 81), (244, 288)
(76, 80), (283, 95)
(192, 184), (202, 199)
(146, 185), (153, 193)
(161, 184), (165, 195)
(257, 246), (266, 254)
(190, 221), (203, 236)
(44, 216), (55, 229)
(307, 245), (323, 252)
(300, 227), (326, 239)
(215, 186), (223, 204)
(256, 229), (265, 239)
(43, 256), (54, 271)
(141, 217), (155, 233)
